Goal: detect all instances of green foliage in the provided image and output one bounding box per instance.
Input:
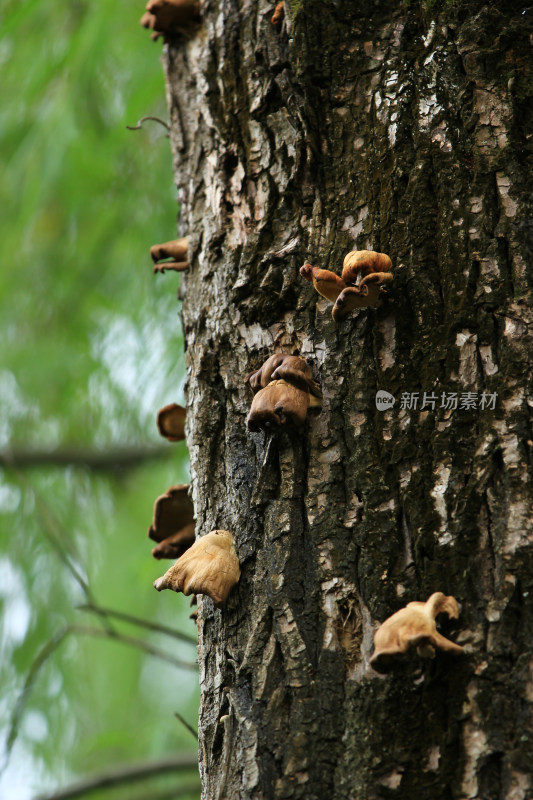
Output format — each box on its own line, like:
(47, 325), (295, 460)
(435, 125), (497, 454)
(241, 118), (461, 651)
(0, 1), (199, 797)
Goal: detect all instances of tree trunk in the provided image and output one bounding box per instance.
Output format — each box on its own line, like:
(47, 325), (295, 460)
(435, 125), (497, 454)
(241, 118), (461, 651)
(160, 1), (533, 797)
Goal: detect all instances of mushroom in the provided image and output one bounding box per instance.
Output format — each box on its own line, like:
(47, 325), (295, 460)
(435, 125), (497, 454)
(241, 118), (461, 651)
(154, 530), (240, 607)
(245, 353), (319, 395)
(150, 237), (189, 274)
(271, 1), (284, 25)
(157, 403), (186, 442)
(148, 484), (195, 560)
(369, 592), (464, 674)
(245, 353), (321, 432)
(301, 249), (393, 321)
(141, 0), (201, 41)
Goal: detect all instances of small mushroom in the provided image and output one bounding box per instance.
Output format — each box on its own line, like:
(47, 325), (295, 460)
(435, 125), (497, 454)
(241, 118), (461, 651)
(148, 484), (195, 560)
(150, 237), (189, 274)
(271, 1), (284, 25)
(301, 249), (393, 321)
(299, 263), (347, 302)
(154, 530), (240, 607)
(157, 403), (186, 442)
(369, 592), (464, 674)
(141, 0), (201, 41)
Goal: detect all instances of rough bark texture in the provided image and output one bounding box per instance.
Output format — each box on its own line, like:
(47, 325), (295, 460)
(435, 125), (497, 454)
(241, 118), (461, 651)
(160, 1), (533, 797)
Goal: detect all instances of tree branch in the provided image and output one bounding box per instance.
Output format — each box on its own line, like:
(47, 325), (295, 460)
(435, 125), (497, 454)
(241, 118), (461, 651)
(0, 445), (171, 472)
(33, 755), (199, 800)
(77, 603), (198, 645)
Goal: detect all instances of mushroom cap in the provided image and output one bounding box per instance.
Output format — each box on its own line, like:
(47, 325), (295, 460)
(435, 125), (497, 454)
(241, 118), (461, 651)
(148, 484), (194, 543)
(150, 237), (189, 264)
(341, 250), (392, 285)
(246, 380), (310, 431)
(144, 0), (201, 31)
(300, 263), (347, 302)
(151, 523), (196, 560)
(245, 353), (320, 396)
(332, 283), (381, 320)
(369, 593), (464, 674)
(157, 403), (186, 441)
(154, 530), (240, 607)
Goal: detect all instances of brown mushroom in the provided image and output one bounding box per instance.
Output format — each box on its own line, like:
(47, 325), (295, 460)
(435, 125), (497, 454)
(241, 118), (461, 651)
(157, 403), (186, 442)
(271, 1), (284, 25)
(245, 354), (321, 432)
(150, 237), (189, 274)
(301, 250), (392, 321)
(154, 530), (240, 607)
(246, 379), (311, 431)
(245, 353), (319, 396)
(300, 263), (347, 302)
(369, 592), (464, 674)
(140, 0), (201, 41)
(148, 484), (195, 560)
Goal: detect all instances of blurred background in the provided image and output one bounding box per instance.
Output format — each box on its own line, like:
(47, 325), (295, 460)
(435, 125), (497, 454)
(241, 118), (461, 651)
(0, 1), (200, 798)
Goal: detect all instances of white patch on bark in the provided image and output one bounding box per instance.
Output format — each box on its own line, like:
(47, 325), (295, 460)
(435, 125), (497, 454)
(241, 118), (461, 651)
(479, 344), (498, 375)
(461, 720), (490, 798)
(496, 173), (518, 217)
(475, 88), (511, 152)
(506, 772), (531, 800)
(423, 745), (441, 772)
(379, 769), (403, 789)
(431, 463), (452, 544)
(378, 316), (396, 370)
(455, 330), (479, 386)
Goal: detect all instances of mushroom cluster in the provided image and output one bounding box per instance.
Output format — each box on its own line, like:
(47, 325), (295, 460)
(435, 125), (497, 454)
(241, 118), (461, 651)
(141, 0), (201, 41)
(300, 249), (393, 321)
(150, 237), (189, 274)
(154, 530), (240, 607)
(148, 484), (195, 560)
(370, 592), (464, 674)
(245, 353), (322, 432)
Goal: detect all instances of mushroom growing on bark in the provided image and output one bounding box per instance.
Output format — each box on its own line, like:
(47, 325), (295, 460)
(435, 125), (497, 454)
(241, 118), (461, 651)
(300, 249), (393, 321)
(150, 237), (189, 274)
(148, 484), (195, 560)
(369, 592), (464, 674)
(245, 353), (321, 432)
(157, 403), (186, 442)
(141, 0), (201, 42)
(154, 530), (240, 607)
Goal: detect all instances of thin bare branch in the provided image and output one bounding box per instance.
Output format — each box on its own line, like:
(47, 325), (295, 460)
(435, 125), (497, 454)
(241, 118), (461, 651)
(1, 625), (197, 775)
(33, 755), (199, 800)
(174, 711), (198, 740)
(77, 603), (197, 645)
(126, 115), (170, 135)
(0, 445), (170, 472)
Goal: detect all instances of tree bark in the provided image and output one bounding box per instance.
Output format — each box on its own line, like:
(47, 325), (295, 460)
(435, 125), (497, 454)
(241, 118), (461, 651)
(160, 1), (533, 797)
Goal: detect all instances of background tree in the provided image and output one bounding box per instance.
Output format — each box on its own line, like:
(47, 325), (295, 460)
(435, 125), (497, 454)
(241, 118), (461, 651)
(0, 2), (199, 798)
(160, 0), (533, 798)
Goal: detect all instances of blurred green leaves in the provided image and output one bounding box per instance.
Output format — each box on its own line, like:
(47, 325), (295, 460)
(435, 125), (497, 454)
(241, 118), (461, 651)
(0, 1), (200, 797)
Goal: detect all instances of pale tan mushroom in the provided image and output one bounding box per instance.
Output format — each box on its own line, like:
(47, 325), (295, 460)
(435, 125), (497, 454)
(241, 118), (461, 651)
(154, 530), (240, 608)
(150, 237), (189, 274)
(157, 403), (186, 442)
(370, 592), (464, 674)
(148, 484), (195, 560)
